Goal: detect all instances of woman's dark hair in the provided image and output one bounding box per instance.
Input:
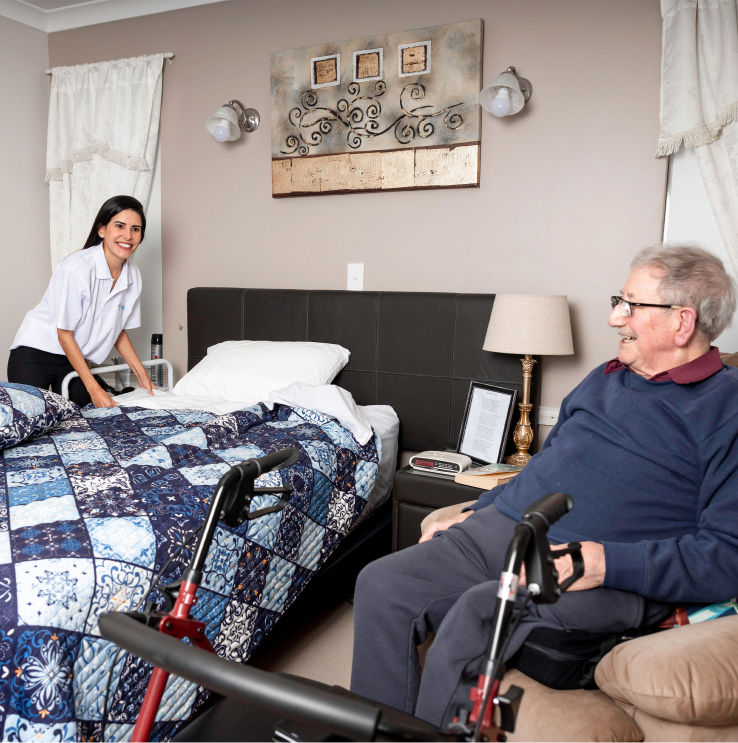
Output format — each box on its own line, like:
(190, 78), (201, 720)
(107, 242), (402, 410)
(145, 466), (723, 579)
(82, 195), (146, 250)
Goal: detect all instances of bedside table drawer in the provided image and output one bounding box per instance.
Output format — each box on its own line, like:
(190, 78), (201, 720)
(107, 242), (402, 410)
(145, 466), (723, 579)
(392, 466), (482, 551)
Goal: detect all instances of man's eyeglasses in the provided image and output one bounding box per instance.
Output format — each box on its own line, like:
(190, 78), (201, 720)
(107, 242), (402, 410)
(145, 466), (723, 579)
(610, 296), (683, 317)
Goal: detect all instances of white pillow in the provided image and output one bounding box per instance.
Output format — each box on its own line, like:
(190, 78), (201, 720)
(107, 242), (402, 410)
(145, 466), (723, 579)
(172, 340), (350, 403)
(265, 382), (374, 444)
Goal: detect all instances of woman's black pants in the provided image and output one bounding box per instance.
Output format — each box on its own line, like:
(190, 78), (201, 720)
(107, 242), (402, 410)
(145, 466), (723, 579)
(7, 345), (91, 408)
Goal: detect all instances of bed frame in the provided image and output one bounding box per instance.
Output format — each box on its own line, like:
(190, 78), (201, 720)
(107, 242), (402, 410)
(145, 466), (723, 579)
(181, 289), (538, 703)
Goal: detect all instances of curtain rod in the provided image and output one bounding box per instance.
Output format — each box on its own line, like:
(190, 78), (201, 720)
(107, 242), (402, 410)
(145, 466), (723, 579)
(45, 52), (174, 75)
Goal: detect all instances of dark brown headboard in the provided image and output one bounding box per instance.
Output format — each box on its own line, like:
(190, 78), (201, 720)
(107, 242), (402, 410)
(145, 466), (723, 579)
(187, 289), (541, 453)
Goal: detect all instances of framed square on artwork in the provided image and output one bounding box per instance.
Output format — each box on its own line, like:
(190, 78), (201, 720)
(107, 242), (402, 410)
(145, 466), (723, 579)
(398, 40), (431, 77)
(353, 48), (383, 83)
(311, 54), (341, 89)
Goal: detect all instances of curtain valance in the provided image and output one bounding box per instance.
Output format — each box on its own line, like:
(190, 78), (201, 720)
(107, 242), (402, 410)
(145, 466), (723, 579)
(657, 0), (738, 157)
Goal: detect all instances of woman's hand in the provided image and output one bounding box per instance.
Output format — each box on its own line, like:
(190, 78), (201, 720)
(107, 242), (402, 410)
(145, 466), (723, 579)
(89, 385), (120, 409)
(136, 372), (156, 396)
(115, 330), (156, 396)
(57, 329), (118, 408)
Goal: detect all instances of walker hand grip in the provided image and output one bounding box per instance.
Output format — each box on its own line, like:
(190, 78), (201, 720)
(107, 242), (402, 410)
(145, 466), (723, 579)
(237, 448), (301, 479)
(523, 492), (573, 529)
(255, 447), (301, 474)
(551, 542), (585, 593)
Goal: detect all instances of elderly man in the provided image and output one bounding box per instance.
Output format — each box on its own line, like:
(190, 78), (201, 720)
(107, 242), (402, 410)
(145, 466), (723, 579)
(350, 244), (738, 729)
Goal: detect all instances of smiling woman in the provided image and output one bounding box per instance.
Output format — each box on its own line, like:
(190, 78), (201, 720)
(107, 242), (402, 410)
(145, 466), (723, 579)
(7, 195), (156, 408)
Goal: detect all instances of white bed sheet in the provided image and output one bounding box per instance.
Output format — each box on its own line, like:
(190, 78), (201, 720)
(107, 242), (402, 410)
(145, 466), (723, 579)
(354, 403), (399, 522)
(113, 387), (399, 517)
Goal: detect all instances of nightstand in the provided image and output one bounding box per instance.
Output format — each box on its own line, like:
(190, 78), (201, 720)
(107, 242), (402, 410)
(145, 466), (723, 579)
(392, 466), (482, 551)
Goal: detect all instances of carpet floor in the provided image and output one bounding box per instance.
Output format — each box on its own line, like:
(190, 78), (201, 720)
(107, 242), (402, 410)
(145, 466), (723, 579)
(251, 598), (355, 690)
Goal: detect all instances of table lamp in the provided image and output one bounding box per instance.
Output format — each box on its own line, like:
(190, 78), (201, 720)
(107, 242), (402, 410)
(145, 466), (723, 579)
(483, 295), (574, 466)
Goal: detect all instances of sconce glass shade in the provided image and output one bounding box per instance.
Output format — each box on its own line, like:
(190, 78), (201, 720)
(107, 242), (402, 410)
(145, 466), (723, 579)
(205, 105), (241, 142)
(479, 71), (526, 116)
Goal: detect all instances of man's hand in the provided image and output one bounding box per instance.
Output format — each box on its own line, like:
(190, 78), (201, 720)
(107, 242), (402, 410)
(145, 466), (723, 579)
(517, 541), (606, 591)
(419, 510), (472, 543)
(551, 541), (606, 591)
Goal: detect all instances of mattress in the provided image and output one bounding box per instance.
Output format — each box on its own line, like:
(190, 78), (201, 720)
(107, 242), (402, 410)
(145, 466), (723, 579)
(0, 397), (381, 741)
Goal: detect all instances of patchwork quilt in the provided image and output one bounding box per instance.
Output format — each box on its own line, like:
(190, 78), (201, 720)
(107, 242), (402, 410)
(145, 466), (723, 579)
(0, 401), (380, 742)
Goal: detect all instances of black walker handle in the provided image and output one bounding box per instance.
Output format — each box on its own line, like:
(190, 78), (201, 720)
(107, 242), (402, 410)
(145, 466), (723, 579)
(185, 448), (301, 583)
(242, 448), (301, 478)
(523, 492), (573, 528)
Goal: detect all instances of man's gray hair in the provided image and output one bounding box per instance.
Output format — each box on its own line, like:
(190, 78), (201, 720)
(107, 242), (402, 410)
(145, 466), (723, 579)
(631, 244), (737, 342)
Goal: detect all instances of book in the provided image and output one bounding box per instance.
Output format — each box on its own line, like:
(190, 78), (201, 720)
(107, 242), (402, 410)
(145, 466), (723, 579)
(454, 462), (522, 490)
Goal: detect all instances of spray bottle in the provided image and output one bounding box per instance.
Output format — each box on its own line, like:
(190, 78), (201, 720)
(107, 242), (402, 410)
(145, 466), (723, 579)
(150, 334), (163, 387)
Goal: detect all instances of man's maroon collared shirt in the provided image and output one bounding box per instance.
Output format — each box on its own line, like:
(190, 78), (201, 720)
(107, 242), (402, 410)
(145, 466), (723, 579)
(604, 346), (723, 384)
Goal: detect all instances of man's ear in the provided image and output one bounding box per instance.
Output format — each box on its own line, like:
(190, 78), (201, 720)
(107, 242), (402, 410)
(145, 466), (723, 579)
(674, 307), (698, 348)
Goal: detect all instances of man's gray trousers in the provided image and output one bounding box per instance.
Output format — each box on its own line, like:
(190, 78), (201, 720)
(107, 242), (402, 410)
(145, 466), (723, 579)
(350, 505), (669, 730)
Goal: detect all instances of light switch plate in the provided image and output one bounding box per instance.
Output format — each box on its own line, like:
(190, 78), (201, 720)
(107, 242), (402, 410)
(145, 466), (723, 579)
(347, 263), (364, 291)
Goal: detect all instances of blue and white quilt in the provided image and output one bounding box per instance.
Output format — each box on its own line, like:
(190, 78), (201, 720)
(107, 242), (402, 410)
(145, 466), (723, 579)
(0, 400), (380, 742)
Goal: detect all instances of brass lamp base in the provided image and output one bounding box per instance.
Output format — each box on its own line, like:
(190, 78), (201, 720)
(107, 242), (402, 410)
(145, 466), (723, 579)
(504, 356), (537, 467)
(505, 449), (532, 467)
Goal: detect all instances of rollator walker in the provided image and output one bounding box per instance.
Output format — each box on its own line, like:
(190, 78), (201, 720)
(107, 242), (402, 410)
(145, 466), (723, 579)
(101, 446), (583, 743)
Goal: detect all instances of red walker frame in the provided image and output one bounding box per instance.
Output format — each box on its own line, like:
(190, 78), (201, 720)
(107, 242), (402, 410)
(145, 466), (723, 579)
(120, 448), (300, 742)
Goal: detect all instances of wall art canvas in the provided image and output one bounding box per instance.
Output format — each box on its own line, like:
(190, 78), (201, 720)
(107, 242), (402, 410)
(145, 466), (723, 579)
(270, 20), (483, 197)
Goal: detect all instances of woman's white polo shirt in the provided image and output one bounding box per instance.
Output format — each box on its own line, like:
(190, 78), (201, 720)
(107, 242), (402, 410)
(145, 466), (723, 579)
(12, 244), (142, 364)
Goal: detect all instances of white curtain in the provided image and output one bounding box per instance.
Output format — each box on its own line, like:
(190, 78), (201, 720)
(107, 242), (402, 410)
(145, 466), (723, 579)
(658, 0), (738, 272)
(46, 54), (165, 269)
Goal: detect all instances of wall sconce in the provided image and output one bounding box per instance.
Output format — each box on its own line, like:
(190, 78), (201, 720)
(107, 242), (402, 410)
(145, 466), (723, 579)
(205, 100), (260, 142)
(479, 67), (532, 117)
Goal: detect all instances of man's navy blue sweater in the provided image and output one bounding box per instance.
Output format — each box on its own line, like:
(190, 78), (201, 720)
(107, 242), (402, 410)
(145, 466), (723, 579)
(469, 361), (738, 603)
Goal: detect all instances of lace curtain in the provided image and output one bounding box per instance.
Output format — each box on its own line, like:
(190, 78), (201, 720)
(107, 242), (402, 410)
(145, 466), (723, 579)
(658, 0), (738, 273)
(46, 54), (166, 269)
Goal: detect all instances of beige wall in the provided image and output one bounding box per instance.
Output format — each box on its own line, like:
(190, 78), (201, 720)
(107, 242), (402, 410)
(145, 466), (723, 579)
(48, 0), (667, 409)
(0, 15), (50, 377)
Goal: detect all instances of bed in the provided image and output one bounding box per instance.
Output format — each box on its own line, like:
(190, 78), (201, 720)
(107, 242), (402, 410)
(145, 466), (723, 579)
(0, 289), (538, 742)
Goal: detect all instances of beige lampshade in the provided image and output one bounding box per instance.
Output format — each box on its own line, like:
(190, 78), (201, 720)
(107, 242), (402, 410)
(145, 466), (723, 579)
(483, 294), (574, 355)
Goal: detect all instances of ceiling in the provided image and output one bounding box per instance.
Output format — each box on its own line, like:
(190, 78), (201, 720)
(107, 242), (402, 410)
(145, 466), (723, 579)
(2, 0), (658, 35)
(18, 0), (96, 10)
(0, 0), (229, 32)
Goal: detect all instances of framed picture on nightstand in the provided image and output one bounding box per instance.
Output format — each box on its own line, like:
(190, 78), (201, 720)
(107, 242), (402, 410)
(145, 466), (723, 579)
(457, 382), (517, 464)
